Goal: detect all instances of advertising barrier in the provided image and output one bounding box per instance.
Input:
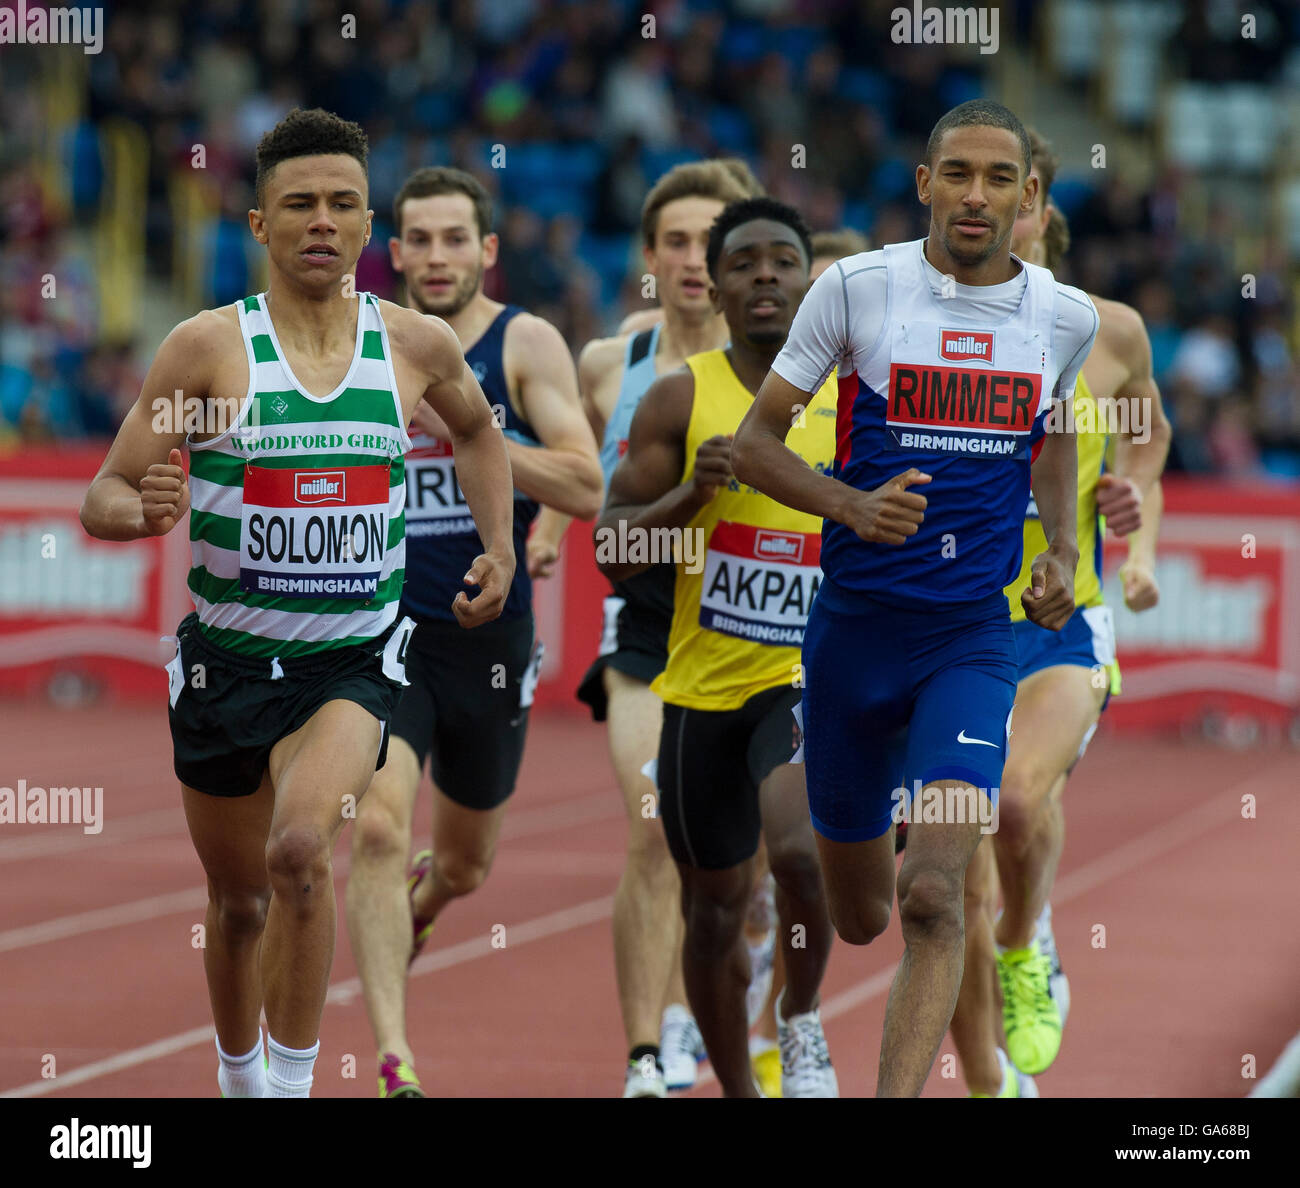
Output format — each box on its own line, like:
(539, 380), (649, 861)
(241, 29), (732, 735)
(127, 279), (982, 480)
(2, 447), (1296, 730)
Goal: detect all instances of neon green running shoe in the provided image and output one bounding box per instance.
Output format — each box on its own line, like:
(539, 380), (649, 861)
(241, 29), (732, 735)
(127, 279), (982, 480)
(998, 943), (1062, 1075)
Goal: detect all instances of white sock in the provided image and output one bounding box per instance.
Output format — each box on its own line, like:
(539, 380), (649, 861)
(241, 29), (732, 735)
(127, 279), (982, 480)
(749, 1034), (777, 1058)
(266, 1035), (320, 1098)
(217, 1034), (266, 1099)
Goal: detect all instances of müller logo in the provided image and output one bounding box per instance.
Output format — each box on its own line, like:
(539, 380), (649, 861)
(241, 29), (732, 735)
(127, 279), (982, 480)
(939, 329), (994, 362)
(295, 471), (346, 504)
(755, 529), (804, 563)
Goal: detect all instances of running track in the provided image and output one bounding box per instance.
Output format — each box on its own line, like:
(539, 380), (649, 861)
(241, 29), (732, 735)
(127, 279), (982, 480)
(2, 701), (1296, 1098)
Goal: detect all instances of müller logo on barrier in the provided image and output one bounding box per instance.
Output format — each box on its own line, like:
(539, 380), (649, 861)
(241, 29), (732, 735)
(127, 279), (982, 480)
(754, 529), (805, 563)
(939, 329), (994, 362)
(294, 472), (346, 504)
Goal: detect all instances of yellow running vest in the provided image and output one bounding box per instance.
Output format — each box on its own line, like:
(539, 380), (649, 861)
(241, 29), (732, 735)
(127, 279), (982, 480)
(652, 349), (837, 712)
(1006, 371), (1107, 622)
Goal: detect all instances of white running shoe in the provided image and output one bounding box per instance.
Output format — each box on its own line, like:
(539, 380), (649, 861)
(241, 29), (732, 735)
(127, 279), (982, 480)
(1034, 902), (1070, 1028)
(776, 989), (838, 1097)
(623, 1057), (667, 1098)
(660, 1004), (705, 1090)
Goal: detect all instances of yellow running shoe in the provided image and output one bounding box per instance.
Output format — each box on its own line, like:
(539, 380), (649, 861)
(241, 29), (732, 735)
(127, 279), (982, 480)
(998, 943), (1062, 1075)
(751, 1043), (783, 1098)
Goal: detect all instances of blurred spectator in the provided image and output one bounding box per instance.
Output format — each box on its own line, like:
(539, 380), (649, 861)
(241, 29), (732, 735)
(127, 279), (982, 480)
(0, 0), (1292, 479)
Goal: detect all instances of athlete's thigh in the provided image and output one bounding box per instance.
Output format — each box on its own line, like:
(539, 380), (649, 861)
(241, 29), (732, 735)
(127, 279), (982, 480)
(356, 733), (422, 830)
(899, 810), (985, 894)
(269, 698), (384, 834)
(964, 833), (997, 909)
(429, 778), (509, 872)
(813, 830), (897, 922)
(1005, 663), (1107, 793)
(604, 666), (663, 818)
(182, 770), (275, 893)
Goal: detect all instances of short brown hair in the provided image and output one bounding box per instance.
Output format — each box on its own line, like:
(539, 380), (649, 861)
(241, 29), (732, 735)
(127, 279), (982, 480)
(393, 167), (493, 239)
(811, 228), (871, 262)
(1043, 204), (1070, 271)
(1025, 127), (1060, 200)
(640, 160), (756, 249)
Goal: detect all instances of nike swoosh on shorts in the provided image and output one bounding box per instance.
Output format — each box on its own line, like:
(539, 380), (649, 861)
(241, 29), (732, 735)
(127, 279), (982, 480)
(957, 730), (998, 747)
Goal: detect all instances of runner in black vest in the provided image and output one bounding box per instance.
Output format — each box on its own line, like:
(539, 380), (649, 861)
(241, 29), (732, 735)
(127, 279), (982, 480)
(345, 167), (602, 1098)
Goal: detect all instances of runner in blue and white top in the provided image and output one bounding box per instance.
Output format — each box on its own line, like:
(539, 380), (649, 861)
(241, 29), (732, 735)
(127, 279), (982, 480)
(732, 100), (1098, 1099)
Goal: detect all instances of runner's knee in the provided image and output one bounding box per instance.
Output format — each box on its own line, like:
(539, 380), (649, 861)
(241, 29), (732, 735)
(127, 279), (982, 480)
(682, 879), (748, 957)
(767, 842), (823, 907)
(827, 892), (890, 946)
(265, 824), (332, 893)
(351, 794), (410, 864)
(435, 850), (492, 898)
(897, 867), (963, 943)
(994, 766), (1048, 853)
(210, 885), (270, 940)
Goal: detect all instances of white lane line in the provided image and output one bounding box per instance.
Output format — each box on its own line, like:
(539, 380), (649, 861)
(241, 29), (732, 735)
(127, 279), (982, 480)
(0, 808), (186, 864)
(0, 888), (208, 955)
(692, 768), (1283, 1091)
(0, 793), (619, 954)
(6, 765), (1282, 1098)
(2, 893), (615, 1098)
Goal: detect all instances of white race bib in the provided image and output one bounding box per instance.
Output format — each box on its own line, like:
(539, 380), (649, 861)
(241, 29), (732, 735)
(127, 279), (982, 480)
(698, 521), (821, 647)
(239, 463), (391, 599)
(404, 439), (476, 537)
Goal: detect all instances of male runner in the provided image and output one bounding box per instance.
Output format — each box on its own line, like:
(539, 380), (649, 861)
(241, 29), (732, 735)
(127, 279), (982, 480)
(950, 131), (1170, 1096)
(599, 196), (839, 1099)
(746, 222), (874, 1097)
(732, 100), (1098, 1097)
(79, 109), (515, 1098)
(344, 166), (602, 1098)
(575, 160), (758, 1096)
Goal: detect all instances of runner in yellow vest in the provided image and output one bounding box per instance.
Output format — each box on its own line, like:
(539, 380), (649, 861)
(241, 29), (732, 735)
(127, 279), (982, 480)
(597, 197), (838, 1098)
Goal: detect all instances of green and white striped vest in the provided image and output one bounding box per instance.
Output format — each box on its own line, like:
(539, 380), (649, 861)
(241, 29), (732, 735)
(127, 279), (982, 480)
(187, 292), (411, 657)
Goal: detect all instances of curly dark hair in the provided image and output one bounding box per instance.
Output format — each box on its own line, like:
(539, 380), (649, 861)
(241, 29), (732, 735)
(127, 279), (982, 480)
(705, 196), (813, 284)
(254, 108), (369, 208)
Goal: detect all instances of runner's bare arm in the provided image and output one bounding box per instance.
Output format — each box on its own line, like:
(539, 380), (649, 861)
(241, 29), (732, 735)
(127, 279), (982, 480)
(596, 369), (701, 582)
(734, 370), (846, 520)
(527, 506), (570, 579)
(735, 369), (930, 545)
(1023, 425), (1078, 630)
(80, 312), (222, 540)
(504, 314), (603, 519)
(1095, 300), (1171, 537)
(576, 334), (627, 449)
(410, 313), (516, 627)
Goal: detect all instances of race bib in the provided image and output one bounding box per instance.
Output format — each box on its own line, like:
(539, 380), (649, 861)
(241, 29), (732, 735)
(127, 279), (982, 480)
(404, 439), (475, 537)
(886, 325), (1044, 459)
(698, 521), (821, 647)
(239, 463), (391, 599)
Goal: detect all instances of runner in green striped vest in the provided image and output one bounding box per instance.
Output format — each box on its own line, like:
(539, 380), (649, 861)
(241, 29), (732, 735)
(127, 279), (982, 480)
(81, 108), (516, 1099)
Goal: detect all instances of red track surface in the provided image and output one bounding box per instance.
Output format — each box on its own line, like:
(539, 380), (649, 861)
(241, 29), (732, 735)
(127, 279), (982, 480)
(1, 701), (1296, 1098)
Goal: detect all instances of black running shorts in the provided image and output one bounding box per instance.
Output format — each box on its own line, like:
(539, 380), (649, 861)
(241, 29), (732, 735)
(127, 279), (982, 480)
(389, 611), (540, 811)
(167, 611), (414, 798)
(657, 684), (802, 871)
(576, 563), (675, 720)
